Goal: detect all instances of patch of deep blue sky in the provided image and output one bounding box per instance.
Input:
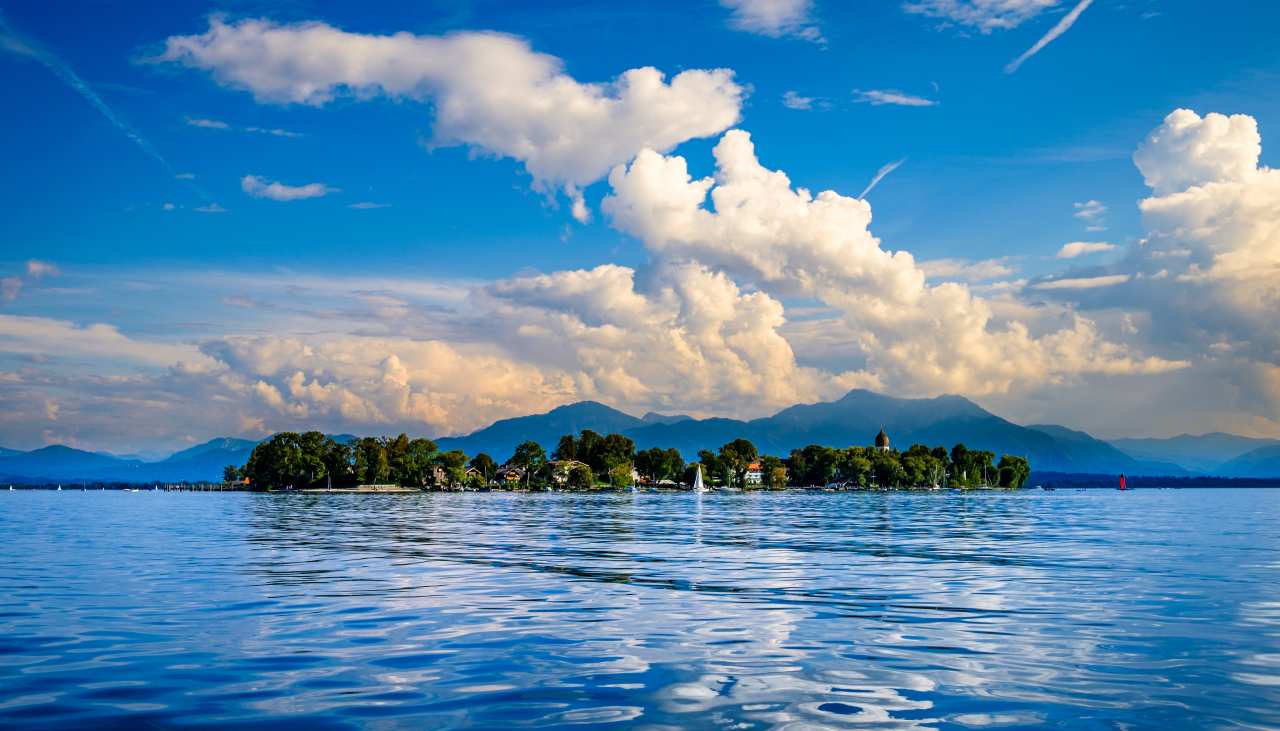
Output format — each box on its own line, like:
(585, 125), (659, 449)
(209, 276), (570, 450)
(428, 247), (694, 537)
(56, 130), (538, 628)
(2, 0), (1279, 306)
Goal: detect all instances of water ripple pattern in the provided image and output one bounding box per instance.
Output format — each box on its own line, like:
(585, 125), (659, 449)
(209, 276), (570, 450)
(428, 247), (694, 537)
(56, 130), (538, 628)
(1, 489), (1278, 729)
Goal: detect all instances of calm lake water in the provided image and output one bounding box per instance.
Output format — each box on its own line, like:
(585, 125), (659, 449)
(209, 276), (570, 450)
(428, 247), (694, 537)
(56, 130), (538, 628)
(1, 489), (1279, 729)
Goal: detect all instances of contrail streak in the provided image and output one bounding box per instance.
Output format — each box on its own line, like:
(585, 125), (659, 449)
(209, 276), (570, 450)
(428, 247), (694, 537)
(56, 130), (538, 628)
(1005, 0), (1094, 74)
(859, 158), (905, 199)
(0, 12), (174, 174)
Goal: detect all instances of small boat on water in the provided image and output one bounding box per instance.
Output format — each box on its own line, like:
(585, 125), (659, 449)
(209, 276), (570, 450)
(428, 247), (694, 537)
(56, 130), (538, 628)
(693, 464), (708, 494)
(1118, 473), (1127, 491)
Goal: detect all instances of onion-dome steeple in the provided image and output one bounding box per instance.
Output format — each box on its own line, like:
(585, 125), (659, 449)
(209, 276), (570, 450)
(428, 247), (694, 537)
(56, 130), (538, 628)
(875, 427), (891, 451)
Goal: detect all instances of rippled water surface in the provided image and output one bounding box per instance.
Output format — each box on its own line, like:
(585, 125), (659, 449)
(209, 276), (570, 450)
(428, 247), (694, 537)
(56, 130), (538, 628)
(2, 489), (1279, 729)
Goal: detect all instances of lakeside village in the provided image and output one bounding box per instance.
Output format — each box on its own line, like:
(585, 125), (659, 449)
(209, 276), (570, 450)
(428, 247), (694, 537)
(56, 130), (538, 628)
(226, 428), (1032, 493)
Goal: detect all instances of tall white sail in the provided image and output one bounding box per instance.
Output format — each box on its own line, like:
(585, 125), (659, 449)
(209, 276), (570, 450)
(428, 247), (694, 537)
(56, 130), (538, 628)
(693, 464), (707, 493)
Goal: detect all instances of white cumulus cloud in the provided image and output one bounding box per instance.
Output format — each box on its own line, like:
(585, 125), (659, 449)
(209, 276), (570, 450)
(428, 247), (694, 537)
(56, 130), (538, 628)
(602, 129), (1181, 396)
(152, 17), (744, 200)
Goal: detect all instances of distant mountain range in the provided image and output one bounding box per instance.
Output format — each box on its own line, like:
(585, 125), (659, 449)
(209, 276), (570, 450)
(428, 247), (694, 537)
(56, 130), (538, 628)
(1211, 444), (1280, 478)
(4, 390), (1278, 483)
(436, 389), (1185, 475)
(1109, 433), (1280, 475)
(0, 439), (257, 485)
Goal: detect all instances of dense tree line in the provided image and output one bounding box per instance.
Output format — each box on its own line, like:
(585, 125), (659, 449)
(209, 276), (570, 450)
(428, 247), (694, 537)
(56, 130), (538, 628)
(782, 443), (1028, 488)
(230, 429), (1030, 491)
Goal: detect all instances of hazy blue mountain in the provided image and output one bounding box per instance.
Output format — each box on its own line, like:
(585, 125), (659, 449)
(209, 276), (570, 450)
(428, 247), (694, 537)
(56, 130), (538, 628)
(0, 445), (146, 483)
(1215, 445), (1280, 478)
(1029, 425), (1186, 476)
(0, 439), (257, 484)
(435, 401), (647, 459)
(1110, 433), (1280, 473)
(0, 446), (22, 457)
(164, 437), (257, 463)
(137, 437), (260, 482)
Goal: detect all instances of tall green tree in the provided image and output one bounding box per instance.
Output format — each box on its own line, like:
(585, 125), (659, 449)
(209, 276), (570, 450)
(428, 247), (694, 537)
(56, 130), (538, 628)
(399, 438), (438, 486)
(511, 441), (546, 489)
(353, 437), (389, 485)
(436, 449), (469, 487)
(551, 434), (577, 461)
(635, 447), (684, 483)
(997, 455), (1031, 488)
(322, 439), (353, 486)
(718, 438), (759, 487)
(599, 433), (636, 473)
(872, 450), (906, 487)
(609, 462), (634, 487)
(761, 455), (787, 489)
(567, 463), (595, 489)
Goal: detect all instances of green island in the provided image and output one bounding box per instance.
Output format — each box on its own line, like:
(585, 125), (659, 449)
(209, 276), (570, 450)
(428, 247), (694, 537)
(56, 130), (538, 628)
(227, 428), (1031, 492)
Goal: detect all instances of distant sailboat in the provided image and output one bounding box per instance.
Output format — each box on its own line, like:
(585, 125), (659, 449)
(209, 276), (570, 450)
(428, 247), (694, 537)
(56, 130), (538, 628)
(57, 485), (62, 491)
(693, 464), (707, 494)
(1118, 473), (1127, 491)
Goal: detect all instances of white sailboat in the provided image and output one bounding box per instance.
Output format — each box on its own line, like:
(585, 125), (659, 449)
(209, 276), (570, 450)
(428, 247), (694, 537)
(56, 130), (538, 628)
(693, 464), (708, 494)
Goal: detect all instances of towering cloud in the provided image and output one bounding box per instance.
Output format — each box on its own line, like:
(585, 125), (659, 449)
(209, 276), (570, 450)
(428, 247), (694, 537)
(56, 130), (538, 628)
(1023, 109), (1280, 434)
(153, 18), (744, 200)
(602, 130), (1182, 395)
(1131, 110), (1280, 333)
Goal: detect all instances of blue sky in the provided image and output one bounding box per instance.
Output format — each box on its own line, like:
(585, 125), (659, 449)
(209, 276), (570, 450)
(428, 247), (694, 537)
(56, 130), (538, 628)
(3, 0), (1280, 454)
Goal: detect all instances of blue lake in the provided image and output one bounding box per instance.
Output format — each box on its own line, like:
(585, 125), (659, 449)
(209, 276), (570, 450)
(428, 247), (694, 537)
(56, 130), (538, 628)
(1, 489), (1278, 729)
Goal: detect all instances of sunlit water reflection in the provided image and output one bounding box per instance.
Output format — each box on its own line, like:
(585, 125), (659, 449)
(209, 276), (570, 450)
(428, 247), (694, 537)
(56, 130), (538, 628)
(1, 489), (1278, 729)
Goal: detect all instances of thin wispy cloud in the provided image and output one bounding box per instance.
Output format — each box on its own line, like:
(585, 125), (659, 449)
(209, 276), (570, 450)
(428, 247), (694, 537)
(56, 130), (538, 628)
(721, 0), (823, 42)
(921, 257), (1015, 282)
(782, 90), (815, 110)
(1032, 273), (1129, 290)
(903, 0), (1062, 33)
(185, 116), (302, 138)
(1073, 199), (1107, 231)
(859, 158), (906, 198)
(348, 202), (390, 210)
(1005, 0), (1094, 73)
(0, 12), (174, 175)
(26, 260), (60, 278)
(1057, 241), (1116, 259)
(244, 126), (302, 138)
(185, 116), (229, 130)
(854, 89), (938, 107)
(242, 175), (338, 202)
